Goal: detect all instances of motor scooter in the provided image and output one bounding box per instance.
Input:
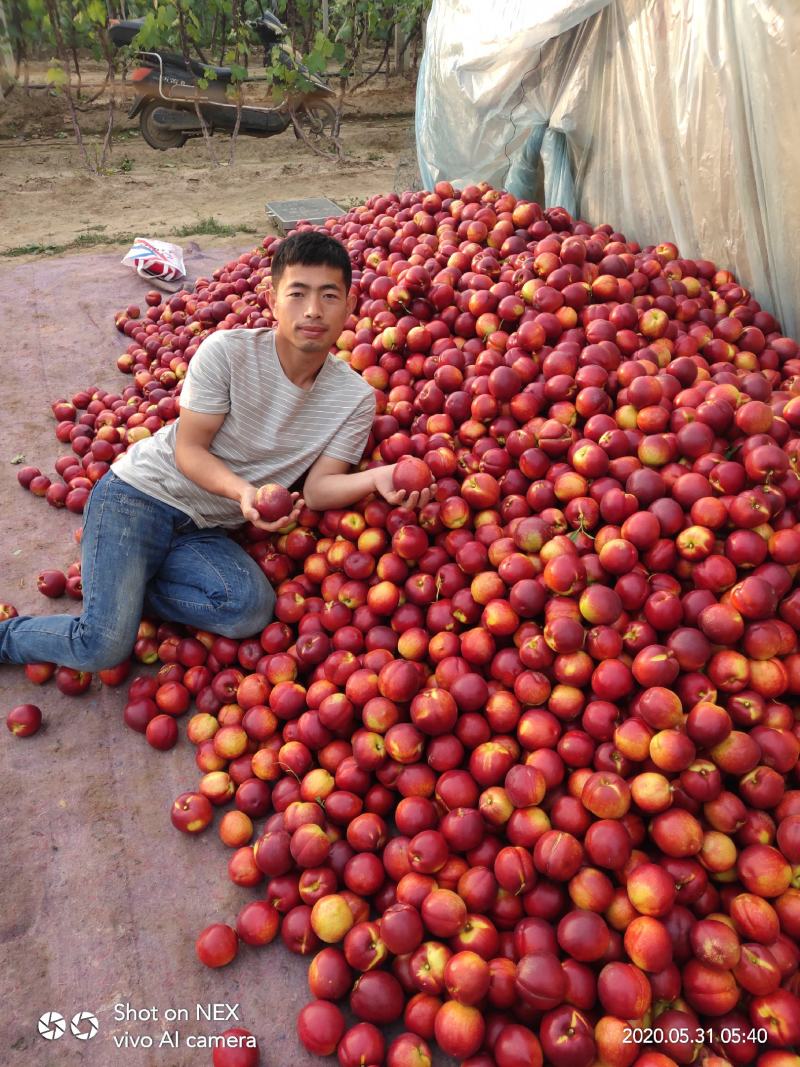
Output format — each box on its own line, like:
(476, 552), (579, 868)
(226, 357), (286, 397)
(109, 13), (338, 151)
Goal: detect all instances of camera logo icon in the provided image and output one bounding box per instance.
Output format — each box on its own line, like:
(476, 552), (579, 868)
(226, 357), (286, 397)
(70, 1011), (100, 1040)
(37, 1012), (66, 1041)
(37, 1010), (100, 1041)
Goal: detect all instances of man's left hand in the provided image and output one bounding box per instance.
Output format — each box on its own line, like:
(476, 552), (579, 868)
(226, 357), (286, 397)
(372, 464), (436, 511)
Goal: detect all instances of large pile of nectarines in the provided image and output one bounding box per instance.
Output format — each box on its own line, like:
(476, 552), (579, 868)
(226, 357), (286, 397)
(12, 183), (800, 1067)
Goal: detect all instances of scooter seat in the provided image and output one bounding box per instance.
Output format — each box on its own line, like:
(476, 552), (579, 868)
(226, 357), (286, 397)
(192, 59), (234, 82)
(158, 53), (233, 81)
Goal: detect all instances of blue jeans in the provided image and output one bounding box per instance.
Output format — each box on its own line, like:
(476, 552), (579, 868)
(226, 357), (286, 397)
(0, 472), (275, 671)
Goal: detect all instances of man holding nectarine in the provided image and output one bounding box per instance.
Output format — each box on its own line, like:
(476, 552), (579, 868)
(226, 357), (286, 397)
(0, 232), (433, 671)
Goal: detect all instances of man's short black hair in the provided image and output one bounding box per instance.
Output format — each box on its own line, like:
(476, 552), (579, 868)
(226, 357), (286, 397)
(271, 231), (352, 291)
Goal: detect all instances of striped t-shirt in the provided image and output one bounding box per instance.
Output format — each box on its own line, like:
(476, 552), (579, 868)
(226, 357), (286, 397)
(112, 327), (376, 528)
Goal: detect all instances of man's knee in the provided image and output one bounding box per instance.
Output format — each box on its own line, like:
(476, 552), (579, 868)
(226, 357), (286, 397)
(77, 625), (135, 672)
(217, 580), (275, 639)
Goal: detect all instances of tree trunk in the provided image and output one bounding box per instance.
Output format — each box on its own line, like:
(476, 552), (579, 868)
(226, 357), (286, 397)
(303, 5), (313, 53)
(96, 23), (118, 171)
(0, 0), (15, 97)
(175, 0), (218, 165)
(209, 9), (219, 60)
(350, 34), (390, 94)
(64, 0), (82, 93)
(227, 0), (242, 166)
(394, 23), (404, 74)
(353, 16), (366, 77)
(397, 23), (420, 78)
(43, 0), (96, 170)
(71, 42), (81, 92)
(99, 95), (115, 169)
(217, 14), (227, 65)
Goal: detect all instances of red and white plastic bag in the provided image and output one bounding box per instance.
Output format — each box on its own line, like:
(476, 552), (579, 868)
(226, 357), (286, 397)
(122, 238), (186, 288)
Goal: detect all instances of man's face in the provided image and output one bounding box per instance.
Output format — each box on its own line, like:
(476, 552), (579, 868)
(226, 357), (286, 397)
(269, 263), (355, 356)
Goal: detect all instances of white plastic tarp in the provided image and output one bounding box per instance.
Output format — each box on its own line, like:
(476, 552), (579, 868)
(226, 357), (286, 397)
(416, 0), (800, 338)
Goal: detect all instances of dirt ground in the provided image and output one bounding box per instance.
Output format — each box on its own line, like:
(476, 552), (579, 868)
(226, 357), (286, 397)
(0, 61), (419, 258)
(0, 241), (317, 1067)
(0, 71), (460, 1067)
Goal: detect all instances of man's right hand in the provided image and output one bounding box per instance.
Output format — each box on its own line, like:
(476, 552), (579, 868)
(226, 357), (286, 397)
(240, 486), (304, 532)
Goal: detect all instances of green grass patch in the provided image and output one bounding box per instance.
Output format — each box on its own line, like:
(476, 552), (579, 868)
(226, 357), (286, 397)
(171, 216), (259, 238)
(3, 231), (135, 257)
(3, 242), (58, 257)
(1, 218), (259, 258)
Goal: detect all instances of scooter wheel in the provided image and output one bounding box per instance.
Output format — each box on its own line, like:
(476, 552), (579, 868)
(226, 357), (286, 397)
(294, 100), (337, 143)
(139, 102), (188, 151)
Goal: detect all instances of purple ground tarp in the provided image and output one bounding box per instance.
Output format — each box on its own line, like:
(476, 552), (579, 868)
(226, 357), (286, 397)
(0, 242), (334, 1067)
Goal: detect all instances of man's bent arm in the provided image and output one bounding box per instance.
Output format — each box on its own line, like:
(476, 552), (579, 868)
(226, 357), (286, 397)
(174, 407), (304, 531)
(174, 407), (252, 504)
(303, 455), (433, 512)
(303, 455), (378, 510)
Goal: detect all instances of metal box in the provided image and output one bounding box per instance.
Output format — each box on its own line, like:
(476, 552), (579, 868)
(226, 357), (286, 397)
(265, 196), (346, 233)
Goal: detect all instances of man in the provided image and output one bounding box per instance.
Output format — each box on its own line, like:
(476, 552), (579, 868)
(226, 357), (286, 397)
(0, 231), (432, 671)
